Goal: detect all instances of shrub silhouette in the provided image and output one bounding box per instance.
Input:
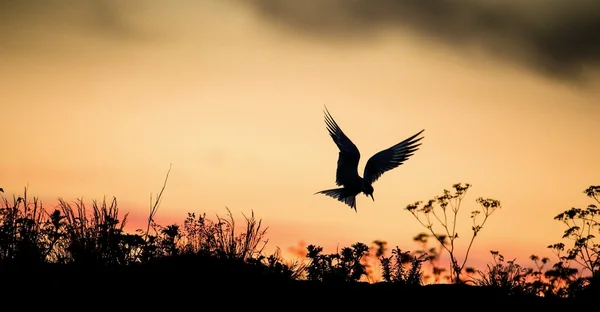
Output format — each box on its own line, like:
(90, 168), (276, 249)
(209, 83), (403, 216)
(405, 182), (501, 283)
(305, 242), (369, 282)
(379, 246), (428, 285)
(471, 250), (530, 295)
(470, 250), (587, 299)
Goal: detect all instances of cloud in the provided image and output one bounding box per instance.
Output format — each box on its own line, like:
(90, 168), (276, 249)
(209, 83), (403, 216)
(4, 0), (598, 84)
(0, 0), (161, 54)
(1, 1), (120, 34)
(242, 0), (600, 83)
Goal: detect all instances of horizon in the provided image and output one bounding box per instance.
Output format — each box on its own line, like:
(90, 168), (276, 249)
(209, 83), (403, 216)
(2, 0), (600, 275)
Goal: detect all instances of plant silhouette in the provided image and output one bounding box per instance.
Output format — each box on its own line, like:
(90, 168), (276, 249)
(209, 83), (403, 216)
(412, 232), (450, 283)
(379, 246), (428, 285)
(0, 180), (596, 306)
(405, 183), (501, 283)
(305, 242), (369, 282)
(547, 185), (600, 299)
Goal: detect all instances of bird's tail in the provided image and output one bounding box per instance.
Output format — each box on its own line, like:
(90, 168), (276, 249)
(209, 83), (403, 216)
(315, 188), (357, 212)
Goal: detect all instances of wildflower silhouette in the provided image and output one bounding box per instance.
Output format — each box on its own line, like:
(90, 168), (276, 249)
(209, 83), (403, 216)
(547, 185), (600, 298)
(549, 185), (600, 276)
(405, 183), (501, 283)
(316, 106), (424, 211)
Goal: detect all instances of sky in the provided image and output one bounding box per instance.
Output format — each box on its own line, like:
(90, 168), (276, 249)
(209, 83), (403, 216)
(1, 0), (600, 273)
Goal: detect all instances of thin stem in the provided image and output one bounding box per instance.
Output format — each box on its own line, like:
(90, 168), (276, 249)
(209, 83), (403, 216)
(145, 164), (172, 240)
(461, 214), (489, 270)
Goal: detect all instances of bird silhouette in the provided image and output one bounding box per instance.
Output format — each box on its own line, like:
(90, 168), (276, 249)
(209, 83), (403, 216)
(315, 106), (424, 211)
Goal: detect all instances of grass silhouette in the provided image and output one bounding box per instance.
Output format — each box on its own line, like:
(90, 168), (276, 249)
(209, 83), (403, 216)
(0, 181), (598, 308)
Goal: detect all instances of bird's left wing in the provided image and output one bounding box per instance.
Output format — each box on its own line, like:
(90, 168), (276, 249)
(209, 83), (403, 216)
(324, 106), (361, 187)
(363, 129), (424, 185)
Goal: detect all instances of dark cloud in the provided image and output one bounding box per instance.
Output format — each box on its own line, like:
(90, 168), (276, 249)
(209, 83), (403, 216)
(243, 0), (600, 83)
(3, 0), (598, 84)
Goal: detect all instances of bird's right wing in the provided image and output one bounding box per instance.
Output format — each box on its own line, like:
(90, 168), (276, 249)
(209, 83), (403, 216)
(363, 129), (424, 185)
(324, 106), (361, 187)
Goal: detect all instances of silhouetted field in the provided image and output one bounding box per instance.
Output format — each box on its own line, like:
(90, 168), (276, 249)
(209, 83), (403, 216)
(0, 183), (598, 308)
(0, 257), (583, 309)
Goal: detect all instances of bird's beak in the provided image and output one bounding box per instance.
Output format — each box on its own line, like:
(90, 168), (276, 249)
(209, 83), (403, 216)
(369, 194), (374, 201)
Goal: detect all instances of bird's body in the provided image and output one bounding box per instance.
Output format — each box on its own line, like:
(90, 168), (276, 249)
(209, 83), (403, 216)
(315, 106), (424, 211)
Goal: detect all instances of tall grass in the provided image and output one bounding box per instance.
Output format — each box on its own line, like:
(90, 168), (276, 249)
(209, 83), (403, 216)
(0, 180), (597, 301)
(0, 183), (301, 281)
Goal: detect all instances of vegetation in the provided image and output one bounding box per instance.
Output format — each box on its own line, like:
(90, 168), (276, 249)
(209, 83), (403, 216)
(405, 183), (501, 283)
(0, 179), (598, 305)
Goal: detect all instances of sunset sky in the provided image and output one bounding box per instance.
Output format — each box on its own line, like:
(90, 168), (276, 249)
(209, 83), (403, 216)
(1, 0), (599, 272)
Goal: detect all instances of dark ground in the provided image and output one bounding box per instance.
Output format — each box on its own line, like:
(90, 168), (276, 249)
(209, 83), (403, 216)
(0, 256), (594, 309)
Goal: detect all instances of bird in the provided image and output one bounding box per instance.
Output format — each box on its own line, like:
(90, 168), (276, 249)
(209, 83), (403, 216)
(315, 106), (424, 212)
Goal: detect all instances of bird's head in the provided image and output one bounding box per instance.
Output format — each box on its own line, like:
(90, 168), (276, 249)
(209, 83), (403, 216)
(363, 184), (374, 201)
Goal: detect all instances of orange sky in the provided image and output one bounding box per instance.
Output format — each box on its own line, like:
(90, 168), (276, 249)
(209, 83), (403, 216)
(1, 0), (599, 272)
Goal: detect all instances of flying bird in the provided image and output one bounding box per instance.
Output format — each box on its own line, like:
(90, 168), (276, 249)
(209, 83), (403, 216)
(315, 106), (424, 211)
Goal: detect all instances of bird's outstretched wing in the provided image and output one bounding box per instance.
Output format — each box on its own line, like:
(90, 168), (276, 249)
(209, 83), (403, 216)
(324, 106), (361, 187)
(363, 129), (424, 185)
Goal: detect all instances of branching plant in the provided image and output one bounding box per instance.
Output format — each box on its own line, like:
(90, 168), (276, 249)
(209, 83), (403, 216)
(405, 183), (501, 283)
(548, 185), (600, 278)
